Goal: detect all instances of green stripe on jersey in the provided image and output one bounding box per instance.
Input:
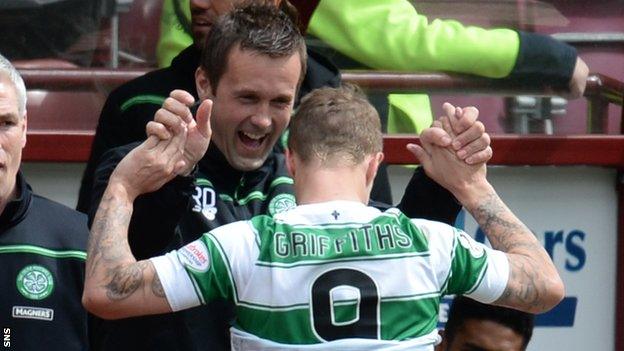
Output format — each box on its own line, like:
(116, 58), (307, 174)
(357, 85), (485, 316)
(186, 235), (237, 303)
(235, 296), (440, 344)
(252, 212), (429, 265)
(0, 245), (86, 260)
(445, 230), (489, 295)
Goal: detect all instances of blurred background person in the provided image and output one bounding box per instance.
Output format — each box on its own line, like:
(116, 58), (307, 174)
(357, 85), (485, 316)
(437, 296), (535, 351)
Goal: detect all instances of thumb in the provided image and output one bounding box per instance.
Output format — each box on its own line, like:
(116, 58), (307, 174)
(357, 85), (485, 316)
(406, 143), (431, 168)
(420, 126), (451, 148)
(195, 99), (213, 139)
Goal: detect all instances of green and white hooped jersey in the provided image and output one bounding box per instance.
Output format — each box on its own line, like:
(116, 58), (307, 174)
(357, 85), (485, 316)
(152, 201), (509, 350)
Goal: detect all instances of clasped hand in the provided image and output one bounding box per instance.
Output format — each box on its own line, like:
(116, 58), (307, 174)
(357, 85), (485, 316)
(109, 90), (212, 200)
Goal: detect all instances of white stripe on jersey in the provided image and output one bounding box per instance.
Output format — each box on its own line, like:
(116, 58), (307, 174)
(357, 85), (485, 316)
(230, 327), (440, 351)
(236, 255), (440, 308)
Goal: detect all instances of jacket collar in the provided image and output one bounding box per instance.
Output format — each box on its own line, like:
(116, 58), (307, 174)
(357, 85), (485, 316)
(0, 171), (32, 232)
(197, 143), (282, 195)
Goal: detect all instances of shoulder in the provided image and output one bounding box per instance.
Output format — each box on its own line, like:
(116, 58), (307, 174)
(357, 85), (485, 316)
(107, 66), (179, 108)
(31, 195), (87, 225)
(210, 219), (260, 240)
(106, 46), (199, 113)
(300, 46), (341, 98)
(27, 195), (89, 249)
(408, 217), (463, 258)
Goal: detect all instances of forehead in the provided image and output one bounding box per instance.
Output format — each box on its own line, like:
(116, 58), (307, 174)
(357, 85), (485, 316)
(453, 319), (525, 350)
(218, 45), (301, 95)
(0, 74), (19, 116)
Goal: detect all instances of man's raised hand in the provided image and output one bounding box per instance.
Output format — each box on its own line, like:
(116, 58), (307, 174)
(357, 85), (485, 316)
(152, 89), (212, 175)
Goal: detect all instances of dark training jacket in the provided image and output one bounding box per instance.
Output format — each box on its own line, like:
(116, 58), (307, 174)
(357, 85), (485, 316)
(0, 172), (89, 351)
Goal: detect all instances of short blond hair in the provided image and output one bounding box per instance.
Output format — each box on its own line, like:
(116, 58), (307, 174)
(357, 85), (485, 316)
(288, 84), (382, 166)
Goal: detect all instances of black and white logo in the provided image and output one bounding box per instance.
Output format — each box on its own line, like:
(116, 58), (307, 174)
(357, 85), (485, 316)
(192, 179), (218, 220)
(12, 306), (54, 321)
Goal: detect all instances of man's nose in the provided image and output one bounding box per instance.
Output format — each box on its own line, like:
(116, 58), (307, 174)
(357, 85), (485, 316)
(190, 0), (211, 10)
(250, 106), (272, 129)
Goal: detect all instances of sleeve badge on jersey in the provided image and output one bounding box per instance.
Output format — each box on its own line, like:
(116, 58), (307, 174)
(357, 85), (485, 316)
(178, 241), (211, 272)
(456, 230), (485, 259)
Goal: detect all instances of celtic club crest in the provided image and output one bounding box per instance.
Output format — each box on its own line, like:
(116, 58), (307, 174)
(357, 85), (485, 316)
(268, 194), (297, 215)
(16, 265), (55, 300)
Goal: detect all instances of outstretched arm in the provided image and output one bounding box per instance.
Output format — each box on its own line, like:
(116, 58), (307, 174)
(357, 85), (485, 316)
(308, 0), (587, 97)
(408, 105), (563, 313)
(83, 96), (213, 319)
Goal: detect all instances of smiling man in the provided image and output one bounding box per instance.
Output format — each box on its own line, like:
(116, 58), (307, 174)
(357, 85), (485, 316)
(0, 54), (89, 351)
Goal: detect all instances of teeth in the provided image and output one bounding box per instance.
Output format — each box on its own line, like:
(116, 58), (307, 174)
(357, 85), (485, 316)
(243, 132), (265, 140)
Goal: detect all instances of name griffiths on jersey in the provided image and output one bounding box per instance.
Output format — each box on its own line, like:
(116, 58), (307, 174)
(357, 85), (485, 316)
(273, 223), (415, 259)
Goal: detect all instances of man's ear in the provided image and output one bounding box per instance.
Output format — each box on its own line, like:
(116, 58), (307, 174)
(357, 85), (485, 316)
(21, 113), (27, 148)
(365, 152), (384, 187)
(195, 67), (213, 99)
(285, 148), (296, 178)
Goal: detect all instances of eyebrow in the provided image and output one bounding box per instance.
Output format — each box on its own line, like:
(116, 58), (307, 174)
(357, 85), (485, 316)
(0, 112), (18, 120)
(233, 89), (293, 101)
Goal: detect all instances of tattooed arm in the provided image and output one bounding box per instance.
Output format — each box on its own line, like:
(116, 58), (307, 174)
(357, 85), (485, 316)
(408, 104), (564, 314)
(83, 92), (212, 319)
(457, 181), (564, 313)
(82, 181), (171, 319)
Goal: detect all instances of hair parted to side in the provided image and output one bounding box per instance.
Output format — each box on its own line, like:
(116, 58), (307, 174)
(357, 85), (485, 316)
(0, 53), (27, 117)
(444, 297), (535, 350)
(288, 84), (382, 166)
(200, 3), (307, 93)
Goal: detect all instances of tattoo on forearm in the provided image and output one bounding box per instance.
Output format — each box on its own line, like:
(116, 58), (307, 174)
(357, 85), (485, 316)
(106, 261), (149, 300)
(87, 191), (151, 301)
(471, 192), (539, 253)
(469, 191), (553, 310)
(152, 272), (166, 298)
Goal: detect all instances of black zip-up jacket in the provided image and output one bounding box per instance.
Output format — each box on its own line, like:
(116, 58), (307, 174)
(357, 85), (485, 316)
(0, 172), (89, 351)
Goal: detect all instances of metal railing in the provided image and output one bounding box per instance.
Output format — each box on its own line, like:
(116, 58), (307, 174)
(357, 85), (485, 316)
(20, 69), (624, 133)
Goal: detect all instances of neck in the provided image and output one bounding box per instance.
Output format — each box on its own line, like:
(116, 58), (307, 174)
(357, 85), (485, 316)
(294, 165), (370, 205)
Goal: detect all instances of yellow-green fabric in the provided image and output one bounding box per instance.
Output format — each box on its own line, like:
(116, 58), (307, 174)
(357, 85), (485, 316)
(156, 0), (522, 133)
(387, 94), (433, 134)
(157, 0), (192, 68)
(308, 0), (519, 76)
(308, 0), (521, 133)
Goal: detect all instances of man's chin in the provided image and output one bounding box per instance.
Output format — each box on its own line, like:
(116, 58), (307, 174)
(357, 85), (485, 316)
(228, 154), (268, 172)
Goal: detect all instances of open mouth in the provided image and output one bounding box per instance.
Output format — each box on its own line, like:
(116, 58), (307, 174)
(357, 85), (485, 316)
(192, 20), (212, 27)
(238, 131), (267, 149)
(191, 15), (213, 28)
